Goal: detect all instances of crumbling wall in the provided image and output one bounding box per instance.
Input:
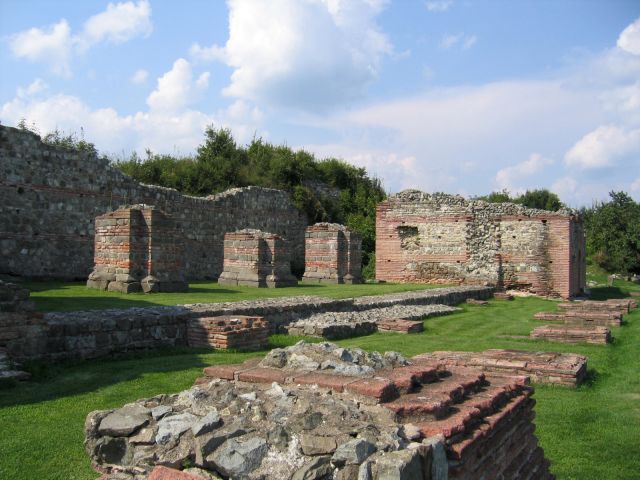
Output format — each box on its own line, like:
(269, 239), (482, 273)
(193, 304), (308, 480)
(302, 223), (362, 284)
(376, 190), (585, 298)
(0, 125), (306, 280)
(87, 205), (187, 293)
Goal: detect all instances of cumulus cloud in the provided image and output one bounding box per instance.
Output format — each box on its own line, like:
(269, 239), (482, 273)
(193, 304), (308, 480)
(617, 17), (640, 55)
(130, 69), (149, 84)
(146, 59), (210, 112)
(1, 72), (264, 156)
(78, 0), (152, 49)
(7, 0), (152, 76)
(8, 20), (73, 77)
(564, 125), (640, 169)
(425, 1), (453, 13)
(440, 33), (477, 50)
(190, 0), (392, 109)
(495, 153), (554, 191)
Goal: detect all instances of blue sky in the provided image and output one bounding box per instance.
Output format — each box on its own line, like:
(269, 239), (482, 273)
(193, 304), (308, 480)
(1, 0), (639, 206)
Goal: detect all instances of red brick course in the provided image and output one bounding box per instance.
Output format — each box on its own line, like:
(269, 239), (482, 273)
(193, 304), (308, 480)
(187, 315), (269, 351)
(530, 324), (611, 345)
(376, 318), (424, 334)
(302, 223), (362, 284)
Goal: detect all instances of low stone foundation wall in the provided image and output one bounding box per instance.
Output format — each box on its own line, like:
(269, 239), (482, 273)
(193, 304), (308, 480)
(286, 304), (458, 339)
(413, 349), (588, 386)
(534, 311), (622, 327)
(3, 286), (493, 362)
(187, 316), (269, 350)
(530, 325), (611, 345)
(558, 299), (637, 315)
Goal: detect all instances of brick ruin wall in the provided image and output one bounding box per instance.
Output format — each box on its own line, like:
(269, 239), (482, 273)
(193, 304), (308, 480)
(0, 125), (306, 280)
(302, 223), (363, 284)
(376, 190), (586, 298)
(218, 230), (298, 288)
(87, 205), (188, 293)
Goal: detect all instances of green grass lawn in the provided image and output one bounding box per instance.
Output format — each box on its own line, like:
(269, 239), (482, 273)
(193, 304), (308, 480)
(1, 281), (639, 479)
(21, 280), (444, 312)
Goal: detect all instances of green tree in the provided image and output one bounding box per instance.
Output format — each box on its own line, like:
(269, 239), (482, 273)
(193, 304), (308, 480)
(516, 189), (564, 211)
(584, 191), (640, 274)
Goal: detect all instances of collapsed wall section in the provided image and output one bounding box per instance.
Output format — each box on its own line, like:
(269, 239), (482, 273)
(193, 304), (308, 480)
(0, 125), (306, 280)
(376, 190), (585, 298)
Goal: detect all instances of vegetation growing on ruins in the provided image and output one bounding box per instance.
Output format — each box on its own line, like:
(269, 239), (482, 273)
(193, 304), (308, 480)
(116, 126), (385, 274)
(1, 279), (638, 479)
(476, 188), (565, 211)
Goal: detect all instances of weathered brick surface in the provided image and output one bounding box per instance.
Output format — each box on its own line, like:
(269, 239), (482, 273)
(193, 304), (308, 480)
(302, 223), (362, 284)
(534, 311), (622, 327)
(192, 343), (553, 480)
(187, 315), (269, 350)
(86, 205), (188, 293)
(376, 318), (424, 333)
(376, 190), (586, 298)
(413, 349), (588, 386)
(217, 230), (297, 288)
(530, 324), (611, 344)
(0, 125), (306, 280)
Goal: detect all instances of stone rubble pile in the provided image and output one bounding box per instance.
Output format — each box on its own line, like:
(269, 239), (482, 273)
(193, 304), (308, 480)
(413, 349), (588, 387)
(530, 325), (611, 345)
(87, 342), (554, 480)
(286, 305), (458, 339)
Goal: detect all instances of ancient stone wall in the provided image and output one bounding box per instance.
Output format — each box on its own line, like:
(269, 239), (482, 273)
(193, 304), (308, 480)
(0, 125), (306, 280)
(302, 223), (362, 284)
(3, 286), (492, 362)
(218, 230), (297, 288)
(376, 190), (586, 298)
(87, 205), (187, 293)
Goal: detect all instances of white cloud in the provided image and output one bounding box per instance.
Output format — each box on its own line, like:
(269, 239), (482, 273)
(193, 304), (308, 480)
(7, 0), (152, 76)
(16, 78), (49, 98)
(1, 72), (264, 156)
(78, 0), (152, 50)
(146, 59), (210, 112)
(130, 69), (149, 84)
(630, 177), (640, 192)
(8, 20), (73, 77)
(440, 33), (477, 50)
(495, 153), (554, 191)
(425, 1), (453, 12)
(190, 0), (392, 109)
(617, 17), (640, 56)
(564, 125), (640, 169)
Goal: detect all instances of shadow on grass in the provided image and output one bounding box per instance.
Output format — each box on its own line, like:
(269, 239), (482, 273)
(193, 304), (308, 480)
(0, 347), (214, 407)
(589, 286), (631, 300)
(580, 368), (600, 388)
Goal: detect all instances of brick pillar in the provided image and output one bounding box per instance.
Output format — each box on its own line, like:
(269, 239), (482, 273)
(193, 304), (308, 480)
(86, 205), (187, 293)
(218, 229), (297, 288)
(302, 223), (362, 284)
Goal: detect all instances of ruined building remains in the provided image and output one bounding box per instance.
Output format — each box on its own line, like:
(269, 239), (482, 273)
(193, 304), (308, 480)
(86, 205), (187, 293)
(302, 223), (362, 284)
(376, 190), (585, 298)
(218, 230), (298, 288)
(0, 125), (306, 280)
